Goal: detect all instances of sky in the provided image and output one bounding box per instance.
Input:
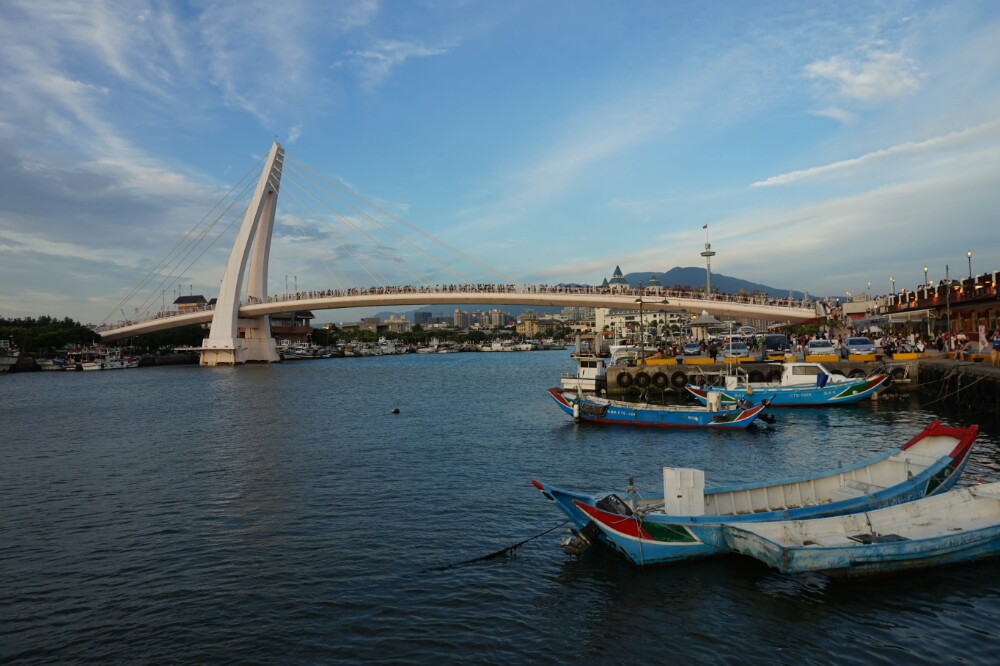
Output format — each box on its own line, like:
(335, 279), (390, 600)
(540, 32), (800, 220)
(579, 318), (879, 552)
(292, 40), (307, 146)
(1, 0), (999, 325)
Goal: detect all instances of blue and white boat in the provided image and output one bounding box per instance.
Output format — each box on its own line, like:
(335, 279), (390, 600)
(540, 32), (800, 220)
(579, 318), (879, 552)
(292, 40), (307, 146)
(686, 362), (887, 407)
(722, 481), (1000, 577)
(532, 421), (978, 567)
(546, 387), (771, 429)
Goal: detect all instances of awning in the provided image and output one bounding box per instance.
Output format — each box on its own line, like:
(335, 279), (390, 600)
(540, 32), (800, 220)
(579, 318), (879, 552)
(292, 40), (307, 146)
(888, 308), (936, 323)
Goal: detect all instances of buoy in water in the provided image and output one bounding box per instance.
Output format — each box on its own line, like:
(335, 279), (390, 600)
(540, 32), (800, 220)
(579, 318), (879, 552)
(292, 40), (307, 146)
(391, 408), (400, 414)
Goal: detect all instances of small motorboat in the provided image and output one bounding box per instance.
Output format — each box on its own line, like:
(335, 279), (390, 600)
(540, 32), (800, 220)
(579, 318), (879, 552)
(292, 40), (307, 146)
(722, 481), (1000, 577)
(686, 362), (887, 407)
(532, 421), (978, 566)
(546, 387), (772, 430)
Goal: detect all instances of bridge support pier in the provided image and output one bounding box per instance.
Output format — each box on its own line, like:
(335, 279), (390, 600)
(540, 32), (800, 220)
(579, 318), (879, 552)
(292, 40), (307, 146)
(200, 318), (280, 366)
(199, 141), (284, 367)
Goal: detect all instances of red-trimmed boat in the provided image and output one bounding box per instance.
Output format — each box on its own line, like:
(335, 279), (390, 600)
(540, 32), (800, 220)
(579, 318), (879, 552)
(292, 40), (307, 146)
(532, 421), (978, 567)
(546, 387), (771, 429)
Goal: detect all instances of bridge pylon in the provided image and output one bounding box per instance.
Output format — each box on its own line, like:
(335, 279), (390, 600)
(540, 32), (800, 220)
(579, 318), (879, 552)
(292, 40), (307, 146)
(200, 141), (284, 366)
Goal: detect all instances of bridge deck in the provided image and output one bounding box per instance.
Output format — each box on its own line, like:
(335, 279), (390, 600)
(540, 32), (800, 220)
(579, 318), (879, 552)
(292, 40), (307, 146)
(98, 287), (817, 340)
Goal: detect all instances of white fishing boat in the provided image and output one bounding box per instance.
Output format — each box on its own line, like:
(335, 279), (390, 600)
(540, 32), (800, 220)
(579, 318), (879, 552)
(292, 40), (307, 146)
(723, 482), (1000, 577)
(0, 340), (19, 373)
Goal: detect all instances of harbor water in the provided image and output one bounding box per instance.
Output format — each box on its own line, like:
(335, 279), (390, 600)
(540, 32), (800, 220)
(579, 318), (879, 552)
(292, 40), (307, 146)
(2, 351), (998, 663)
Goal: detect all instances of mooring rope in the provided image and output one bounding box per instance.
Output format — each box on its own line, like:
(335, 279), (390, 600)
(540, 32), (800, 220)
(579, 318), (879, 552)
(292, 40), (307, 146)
(921, 374), (990, 407)
(420, 520), (569, 573)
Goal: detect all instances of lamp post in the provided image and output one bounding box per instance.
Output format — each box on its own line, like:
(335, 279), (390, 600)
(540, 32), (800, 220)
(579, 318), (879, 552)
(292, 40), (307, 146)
(945, 264), (953, 349)
(923, 266), (928, 287)
(890, 277), (895, 307)
(700, 227), (716, 299)
(967, 250), (973, 279)
(634, 297), (644, 359)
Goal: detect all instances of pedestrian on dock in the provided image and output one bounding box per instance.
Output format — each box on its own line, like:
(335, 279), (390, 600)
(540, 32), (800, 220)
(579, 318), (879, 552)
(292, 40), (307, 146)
(991, 328), (1000, 368)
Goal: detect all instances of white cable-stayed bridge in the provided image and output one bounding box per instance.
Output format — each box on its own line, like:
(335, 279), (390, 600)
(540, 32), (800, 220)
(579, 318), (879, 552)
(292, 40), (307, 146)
(96, 142), (818, 365)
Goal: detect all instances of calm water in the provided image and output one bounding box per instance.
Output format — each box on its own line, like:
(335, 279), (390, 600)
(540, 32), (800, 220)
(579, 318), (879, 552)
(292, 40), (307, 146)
(2, 352), (998, 663)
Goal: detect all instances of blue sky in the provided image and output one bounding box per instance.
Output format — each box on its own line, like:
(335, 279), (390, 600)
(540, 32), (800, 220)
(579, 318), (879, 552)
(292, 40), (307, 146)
(1, 1), (999, 324)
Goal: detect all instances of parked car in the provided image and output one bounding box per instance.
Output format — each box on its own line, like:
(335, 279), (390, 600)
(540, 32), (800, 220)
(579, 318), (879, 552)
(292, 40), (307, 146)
(805, 339), (836, 357)
(841, 336), (876, 358)
(760, 334), (789, 359)
(722, 341), (750, 358)
(683, 342), (702, 355)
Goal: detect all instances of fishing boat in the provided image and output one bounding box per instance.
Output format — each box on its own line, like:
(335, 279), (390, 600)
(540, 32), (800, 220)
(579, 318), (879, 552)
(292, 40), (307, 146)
(547, 387), (771, 429)
(722, 481), (1000, 577)
(685, 362), (887, 407)
(532, 421), (977, 566)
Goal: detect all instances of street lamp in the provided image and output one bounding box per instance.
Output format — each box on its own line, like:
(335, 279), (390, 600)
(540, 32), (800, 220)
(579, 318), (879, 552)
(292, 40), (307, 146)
(635, 297), (669, 362)
(634, 297), (645, 357)
(890, 277), (895, 305)
(967, 250), (973, 279)
(923, 266), (928, 287)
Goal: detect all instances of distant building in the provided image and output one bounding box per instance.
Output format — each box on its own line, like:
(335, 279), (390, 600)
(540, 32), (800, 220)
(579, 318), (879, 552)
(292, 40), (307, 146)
(453, 309), (470, 330)
(360, 317), (380, 333)
(173, 295), (207, 312)
(271, 311), (315, 343)
(413, 311), (432, 325)
(607, 265), (629, 293)
(385, 314), (411, 333)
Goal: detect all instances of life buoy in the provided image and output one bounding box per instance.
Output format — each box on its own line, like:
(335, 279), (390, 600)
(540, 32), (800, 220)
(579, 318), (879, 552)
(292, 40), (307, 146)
(635, 372), (651, 388)
(767, 370), (782, 383)
(748, 370), (765, 383)
(671, 371), (688, 388)
(652, 372), (669, 389)
(616, 371), (633, 388)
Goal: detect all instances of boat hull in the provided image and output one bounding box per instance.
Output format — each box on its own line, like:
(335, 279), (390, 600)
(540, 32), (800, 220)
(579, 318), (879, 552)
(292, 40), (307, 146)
(547, 388), (767, 429)
(686, 375), (886, 407)
(533, 421), (978, 566)
(723, 485), (1000, 577)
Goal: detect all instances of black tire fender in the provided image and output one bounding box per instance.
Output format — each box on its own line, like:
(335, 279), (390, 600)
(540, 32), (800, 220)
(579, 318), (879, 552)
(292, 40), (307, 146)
(671, 371), (688, 388)
(616, 371), (633, 388)
(652, 372), (670, 389)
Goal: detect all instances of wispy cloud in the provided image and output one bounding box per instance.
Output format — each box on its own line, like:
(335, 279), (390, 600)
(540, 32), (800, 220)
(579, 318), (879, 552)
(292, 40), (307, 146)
(805, 49), (923, 104)
(810, 106), (857, 124)
(752, 119), (1000, 187)
(346, 38), (456, 92)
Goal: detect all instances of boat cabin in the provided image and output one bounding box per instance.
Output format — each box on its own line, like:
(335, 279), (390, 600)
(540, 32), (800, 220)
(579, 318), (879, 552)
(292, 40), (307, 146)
(724, 362), (848, 389)
(560, 354), (608, 393)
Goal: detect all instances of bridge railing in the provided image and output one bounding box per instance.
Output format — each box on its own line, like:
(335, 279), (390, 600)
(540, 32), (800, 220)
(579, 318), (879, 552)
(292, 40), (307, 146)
(95, 283), (817, 333)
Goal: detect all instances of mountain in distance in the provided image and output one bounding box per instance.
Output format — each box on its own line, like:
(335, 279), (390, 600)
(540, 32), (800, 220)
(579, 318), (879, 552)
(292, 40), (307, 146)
(624, 267), (813, 300)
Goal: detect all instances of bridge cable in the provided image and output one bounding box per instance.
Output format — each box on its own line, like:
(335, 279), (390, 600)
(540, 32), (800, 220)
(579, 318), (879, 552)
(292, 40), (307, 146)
(283, 163), (468, 286)
(282, 172), (451, 289)
(129, 181), (256, 319)
(285, 158), (510, 284)
(278, 183), (359, 293)
(288, 155), (518, 284)
(99, 156), (264, 324)
(281, 177), (393, 288)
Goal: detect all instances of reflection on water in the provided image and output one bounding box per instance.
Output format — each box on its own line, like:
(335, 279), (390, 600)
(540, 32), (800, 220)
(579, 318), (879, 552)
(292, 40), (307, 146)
(1, 352), (997, 662)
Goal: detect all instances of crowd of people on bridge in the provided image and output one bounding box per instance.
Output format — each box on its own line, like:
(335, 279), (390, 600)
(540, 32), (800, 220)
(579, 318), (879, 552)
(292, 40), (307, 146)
(98, 282), (814, 331)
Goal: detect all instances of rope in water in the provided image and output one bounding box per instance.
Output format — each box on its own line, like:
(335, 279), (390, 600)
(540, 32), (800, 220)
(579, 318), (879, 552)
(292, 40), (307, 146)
(421, 520), (569, 573)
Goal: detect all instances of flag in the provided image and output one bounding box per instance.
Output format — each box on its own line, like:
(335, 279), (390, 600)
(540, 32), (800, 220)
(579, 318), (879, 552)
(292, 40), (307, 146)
(702, 224), (708, 229)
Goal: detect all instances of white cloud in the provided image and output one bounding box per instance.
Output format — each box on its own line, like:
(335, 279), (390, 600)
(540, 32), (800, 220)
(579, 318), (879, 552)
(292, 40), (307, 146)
(811, 106), (857, 124)
(752, 119), (1000, 187)
(347, 39), (455, 92)
(805, 50), (922, 104)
